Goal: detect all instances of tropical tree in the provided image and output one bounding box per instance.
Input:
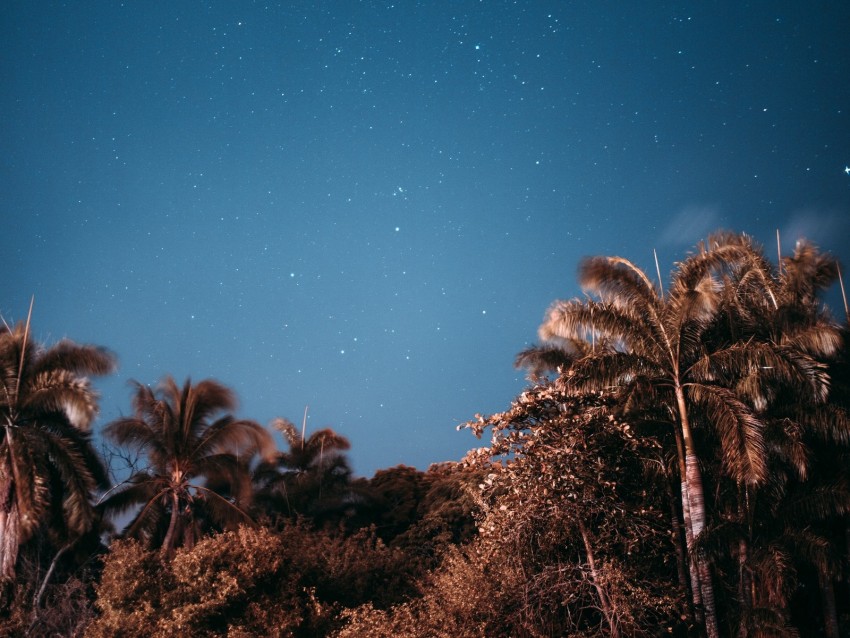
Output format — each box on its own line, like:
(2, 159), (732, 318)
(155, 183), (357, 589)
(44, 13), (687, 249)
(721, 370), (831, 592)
(0, 313), (115, 588)
(100, 376), (274, 555)
(253, 418), (352, 523)
(532, 233), (836, 637)
(718, 239), (849, 636)
(465, 387), (682, 636)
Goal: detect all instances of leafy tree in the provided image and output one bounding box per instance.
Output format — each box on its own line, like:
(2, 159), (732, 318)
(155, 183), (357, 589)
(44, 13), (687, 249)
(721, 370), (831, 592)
(0, 315), (114, 590)
(467, 388), (682, 636)
(100, 377), (273, 554)
(703, 238), (849, 636)
(90, 520), (422, 637)
(89, 527), (315, 638)
(529, 233), (836, 637)
(253, 419), (353, 524)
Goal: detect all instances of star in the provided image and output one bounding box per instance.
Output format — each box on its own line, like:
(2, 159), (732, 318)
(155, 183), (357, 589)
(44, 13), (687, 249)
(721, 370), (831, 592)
(844, 166), (850, 175)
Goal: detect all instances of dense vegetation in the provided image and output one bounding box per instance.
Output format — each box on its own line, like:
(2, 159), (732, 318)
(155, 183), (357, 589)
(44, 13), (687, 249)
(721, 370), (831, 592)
(2, 231), (848, 637)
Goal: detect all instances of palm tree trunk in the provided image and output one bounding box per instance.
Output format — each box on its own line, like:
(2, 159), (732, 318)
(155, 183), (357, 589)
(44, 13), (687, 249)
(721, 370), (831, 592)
(736, 488), (753, 638)
(818, 571), (839, 638)
(676, 385), (719, 638)
(668, 480), (690, 590)
(162, 491), (180, 556)
(578, 519), (620, 638)
(672, 412), (704, 630)
(736, 538), (751, 638)
(0, 454), (20, 583)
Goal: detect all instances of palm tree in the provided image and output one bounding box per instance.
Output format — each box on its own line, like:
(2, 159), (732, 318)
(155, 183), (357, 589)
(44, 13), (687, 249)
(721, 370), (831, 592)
(535, 233), (834, 638)
(100, 377), (274, 555)
(720, 239), (848, 636)
(253, 418), (352, 522)
(0, 313), (115, 586)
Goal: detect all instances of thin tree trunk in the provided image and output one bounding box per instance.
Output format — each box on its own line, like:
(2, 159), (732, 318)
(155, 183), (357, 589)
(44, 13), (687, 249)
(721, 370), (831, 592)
(845, 516), (850, 619)
(736, 487), (753, 638)
(672, 415), (704, 632)
(818, 571), (839, 638)
(33, 542), (71, 609)
(667, 478), (690, 591)
(0, 455), (20, 583)
(161, 491), (180, 556)
(736, 538), (751, 638)
(676, 385), (719, 638)
(578, 519), (620, 638)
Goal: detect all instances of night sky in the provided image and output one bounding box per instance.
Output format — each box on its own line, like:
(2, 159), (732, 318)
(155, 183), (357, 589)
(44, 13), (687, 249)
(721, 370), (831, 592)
(3, 2), (849, 477)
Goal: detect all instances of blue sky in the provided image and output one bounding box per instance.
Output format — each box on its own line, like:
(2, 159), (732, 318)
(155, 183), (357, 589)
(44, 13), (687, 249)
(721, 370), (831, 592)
(3, 1), (849, 476)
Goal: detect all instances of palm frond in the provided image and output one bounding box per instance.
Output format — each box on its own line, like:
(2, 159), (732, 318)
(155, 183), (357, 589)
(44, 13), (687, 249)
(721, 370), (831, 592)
(689, 343), (830, 406)
(99, 474), (165, 520)
(793, 404), (850, 444)
(5, 436), (49, 541)
(578, 255), (659, 311)
(779, 479), (850, 523)
(30, 340), (116, 378)
(762, 419), (809, 481)
(21, 369), (100, 430)
(781, 239), (839, 304)
(748, 543), (797, 609)
(779, 526), (840, 578)
(567, 351), (668, 396)
(739, 607), (799, 638)
(540, 299), (664, 358)
(18, 440), (100, 540)
(193, 484), (253, 529)
(129, 380), (158, 418)
(514, 343), (582, 380)
(103, 417), (166, 461)
(176, 377), (237, 437)
(271, 417), (301, 449)
(778, 321), (842, 359)
(687, 383), (766, 485)
(192, 417), (274, 463)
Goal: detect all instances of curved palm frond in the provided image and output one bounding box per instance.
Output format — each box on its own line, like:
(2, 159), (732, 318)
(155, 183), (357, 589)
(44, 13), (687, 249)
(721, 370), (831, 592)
(540, 298), (664, 358)
(193, 416), (275, 463)
(29, 340), (115, 379)
(778, 321), (842, 359)
(567, 352), (669, 396)
(781, 239), (839, 306)
(687, 383), (766, 486)
(514, 342), (584, 381)
(749, 543), (797, 609)
(579, 256), (659, 312)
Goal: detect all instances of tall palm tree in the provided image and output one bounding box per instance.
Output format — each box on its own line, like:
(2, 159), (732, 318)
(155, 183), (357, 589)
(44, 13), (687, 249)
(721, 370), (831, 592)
(535, 233), (833, 638)
(718, 239), (847, 636)
(0, 313), (115, 586)
(100, 377), (274, 555)
(253, 418), (352, 522)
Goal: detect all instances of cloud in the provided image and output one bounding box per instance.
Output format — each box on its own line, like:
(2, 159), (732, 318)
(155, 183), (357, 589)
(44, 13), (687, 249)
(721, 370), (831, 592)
(780, 208), (849, 253)
(657, 204), (721, 248)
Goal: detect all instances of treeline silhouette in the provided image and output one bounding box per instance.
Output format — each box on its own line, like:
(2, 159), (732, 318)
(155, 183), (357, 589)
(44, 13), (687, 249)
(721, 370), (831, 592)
(1, 231), (849, 637)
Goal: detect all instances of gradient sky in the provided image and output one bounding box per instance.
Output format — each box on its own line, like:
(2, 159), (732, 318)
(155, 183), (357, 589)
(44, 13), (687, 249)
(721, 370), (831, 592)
(3, 2), (849, 477)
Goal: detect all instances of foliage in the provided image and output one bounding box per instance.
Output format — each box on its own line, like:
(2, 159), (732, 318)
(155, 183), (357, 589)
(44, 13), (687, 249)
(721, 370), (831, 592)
(514, 232), (849, 637)
(467, 389), (683, 636)
(100, 377), (274, 553)
(333, 545), (501, 638)
(0, 317), (114, 593)
(89, 520), (427, 637)
(252, 419), (353, 524)
(90, 527), (311, 637)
